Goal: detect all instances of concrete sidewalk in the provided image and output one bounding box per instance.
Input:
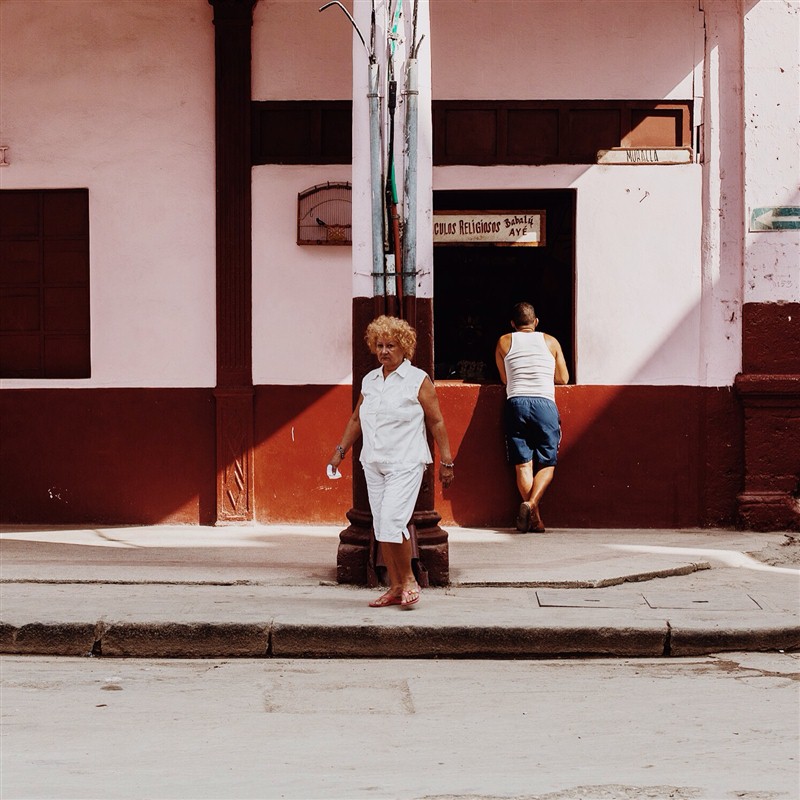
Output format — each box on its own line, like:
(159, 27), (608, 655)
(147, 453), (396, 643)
(1, 524), (798, 658)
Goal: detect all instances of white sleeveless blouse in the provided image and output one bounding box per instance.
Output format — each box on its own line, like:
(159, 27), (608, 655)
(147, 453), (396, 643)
(359, 359), (433, 465)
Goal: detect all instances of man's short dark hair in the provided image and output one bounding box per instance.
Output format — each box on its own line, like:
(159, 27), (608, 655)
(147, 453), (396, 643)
(511, 302), (537, 327)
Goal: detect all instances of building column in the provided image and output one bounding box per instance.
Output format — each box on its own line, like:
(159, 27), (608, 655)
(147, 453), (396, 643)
(337, 1), (448, 585)
(735, 0), (800, 531)
(209, 0), (257, 523)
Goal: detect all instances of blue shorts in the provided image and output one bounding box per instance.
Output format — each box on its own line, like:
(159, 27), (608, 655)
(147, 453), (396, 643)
(504, 396), (561, 467)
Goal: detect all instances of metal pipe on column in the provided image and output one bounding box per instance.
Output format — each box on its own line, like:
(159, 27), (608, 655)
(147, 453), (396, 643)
(368, 61), (386, 304)
(402, 55), (418, 308)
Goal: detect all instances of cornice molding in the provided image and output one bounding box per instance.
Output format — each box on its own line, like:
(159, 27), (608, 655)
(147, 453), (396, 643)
(735, 373), (800, 406)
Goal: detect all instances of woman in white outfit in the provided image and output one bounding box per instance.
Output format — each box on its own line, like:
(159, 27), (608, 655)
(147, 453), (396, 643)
(329, 316), (454, 608)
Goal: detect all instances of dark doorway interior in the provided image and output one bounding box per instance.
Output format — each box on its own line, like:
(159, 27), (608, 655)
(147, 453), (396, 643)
(433, 189), (575, 382)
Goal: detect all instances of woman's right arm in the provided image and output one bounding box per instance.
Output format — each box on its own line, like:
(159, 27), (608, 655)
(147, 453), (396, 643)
(328, 394), (364, 469)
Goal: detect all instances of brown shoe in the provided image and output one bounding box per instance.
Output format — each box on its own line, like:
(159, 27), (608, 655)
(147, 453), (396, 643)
(530, 502), (546, 533)
(516, 502), (532, 532)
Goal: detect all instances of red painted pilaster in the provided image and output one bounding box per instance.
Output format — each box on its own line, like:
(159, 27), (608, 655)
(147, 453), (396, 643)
(736, 302), (800, 531)
(209, 0), (257, 524)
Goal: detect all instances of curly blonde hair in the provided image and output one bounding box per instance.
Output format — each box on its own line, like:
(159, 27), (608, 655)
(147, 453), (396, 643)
(365, 315), (417, 359)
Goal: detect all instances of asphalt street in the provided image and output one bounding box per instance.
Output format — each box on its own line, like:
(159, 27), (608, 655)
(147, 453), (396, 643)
(1, 653), (798, 800)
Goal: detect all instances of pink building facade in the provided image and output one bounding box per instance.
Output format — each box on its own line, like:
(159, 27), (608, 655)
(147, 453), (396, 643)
(1, 1), (798, 546)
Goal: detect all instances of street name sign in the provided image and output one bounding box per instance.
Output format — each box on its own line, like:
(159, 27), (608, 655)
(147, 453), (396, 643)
(597, 147), (693, 164)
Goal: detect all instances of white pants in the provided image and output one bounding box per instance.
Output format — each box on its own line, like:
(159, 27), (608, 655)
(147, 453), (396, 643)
(362, 462), (426, 544)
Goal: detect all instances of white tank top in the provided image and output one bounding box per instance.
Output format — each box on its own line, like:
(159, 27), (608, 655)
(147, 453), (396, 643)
(504, 331), (556, 401)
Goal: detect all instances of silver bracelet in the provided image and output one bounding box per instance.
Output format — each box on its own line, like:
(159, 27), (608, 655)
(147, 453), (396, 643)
(440, 461), (455, 468)
(335, 445), (346, 459)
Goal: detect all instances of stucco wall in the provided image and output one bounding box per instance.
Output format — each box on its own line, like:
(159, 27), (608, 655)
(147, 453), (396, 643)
(0, 0), (217, 389)
(251, 1), (354, 385)
(430, 0), (704, 101)
(253, 0), (352, 101)
(428, 0), (709, 386)
(433, 164), (704, 385)
(743, 0), (800, 305)
(3, 0), (788, 394)
(251, 166), (354, 386)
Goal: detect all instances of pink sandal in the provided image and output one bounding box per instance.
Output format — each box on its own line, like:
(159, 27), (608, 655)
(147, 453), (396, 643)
(369, 590), (402, 608)
(400, 584), (421, 608)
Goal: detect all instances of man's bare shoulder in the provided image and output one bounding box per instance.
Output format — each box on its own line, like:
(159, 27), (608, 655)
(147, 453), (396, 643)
(542, 332), (565, 355)
(496, 332), (513, 350)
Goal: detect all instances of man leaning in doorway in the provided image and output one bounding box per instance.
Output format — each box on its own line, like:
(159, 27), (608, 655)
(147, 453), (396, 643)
(495, 301), (569, 532)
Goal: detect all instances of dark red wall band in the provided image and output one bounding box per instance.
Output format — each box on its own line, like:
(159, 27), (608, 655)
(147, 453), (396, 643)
(1, 383), (743, 529)
(0, 389), (217, 526)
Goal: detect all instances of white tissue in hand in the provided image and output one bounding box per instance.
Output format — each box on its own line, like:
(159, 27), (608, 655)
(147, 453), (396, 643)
(327, 464), (342, 480)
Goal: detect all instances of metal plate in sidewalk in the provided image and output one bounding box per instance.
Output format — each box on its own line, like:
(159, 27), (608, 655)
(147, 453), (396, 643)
(642, 592), (763, 610)
(536, 590), (646, 609)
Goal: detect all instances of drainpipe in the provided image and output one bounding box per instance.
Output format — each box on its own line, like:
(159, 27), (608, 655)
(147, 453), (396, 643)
(368, 61), (386, 302)
(402, 54), (419, 305)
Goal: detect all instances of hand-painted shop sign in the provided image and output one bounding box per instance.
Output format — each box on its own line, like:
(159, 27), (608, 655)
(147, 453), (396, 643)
(433, 211), (546, 246)
(749, 206), (800, 231)
(597, 147), (693, 164)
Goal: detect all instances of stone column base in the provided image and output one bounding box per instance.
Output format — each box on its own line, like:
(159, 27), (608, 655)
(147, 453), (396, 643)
(337, 508), (450, 587)
(735, 369), (800, 532)
(737, 491), (800, 532)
